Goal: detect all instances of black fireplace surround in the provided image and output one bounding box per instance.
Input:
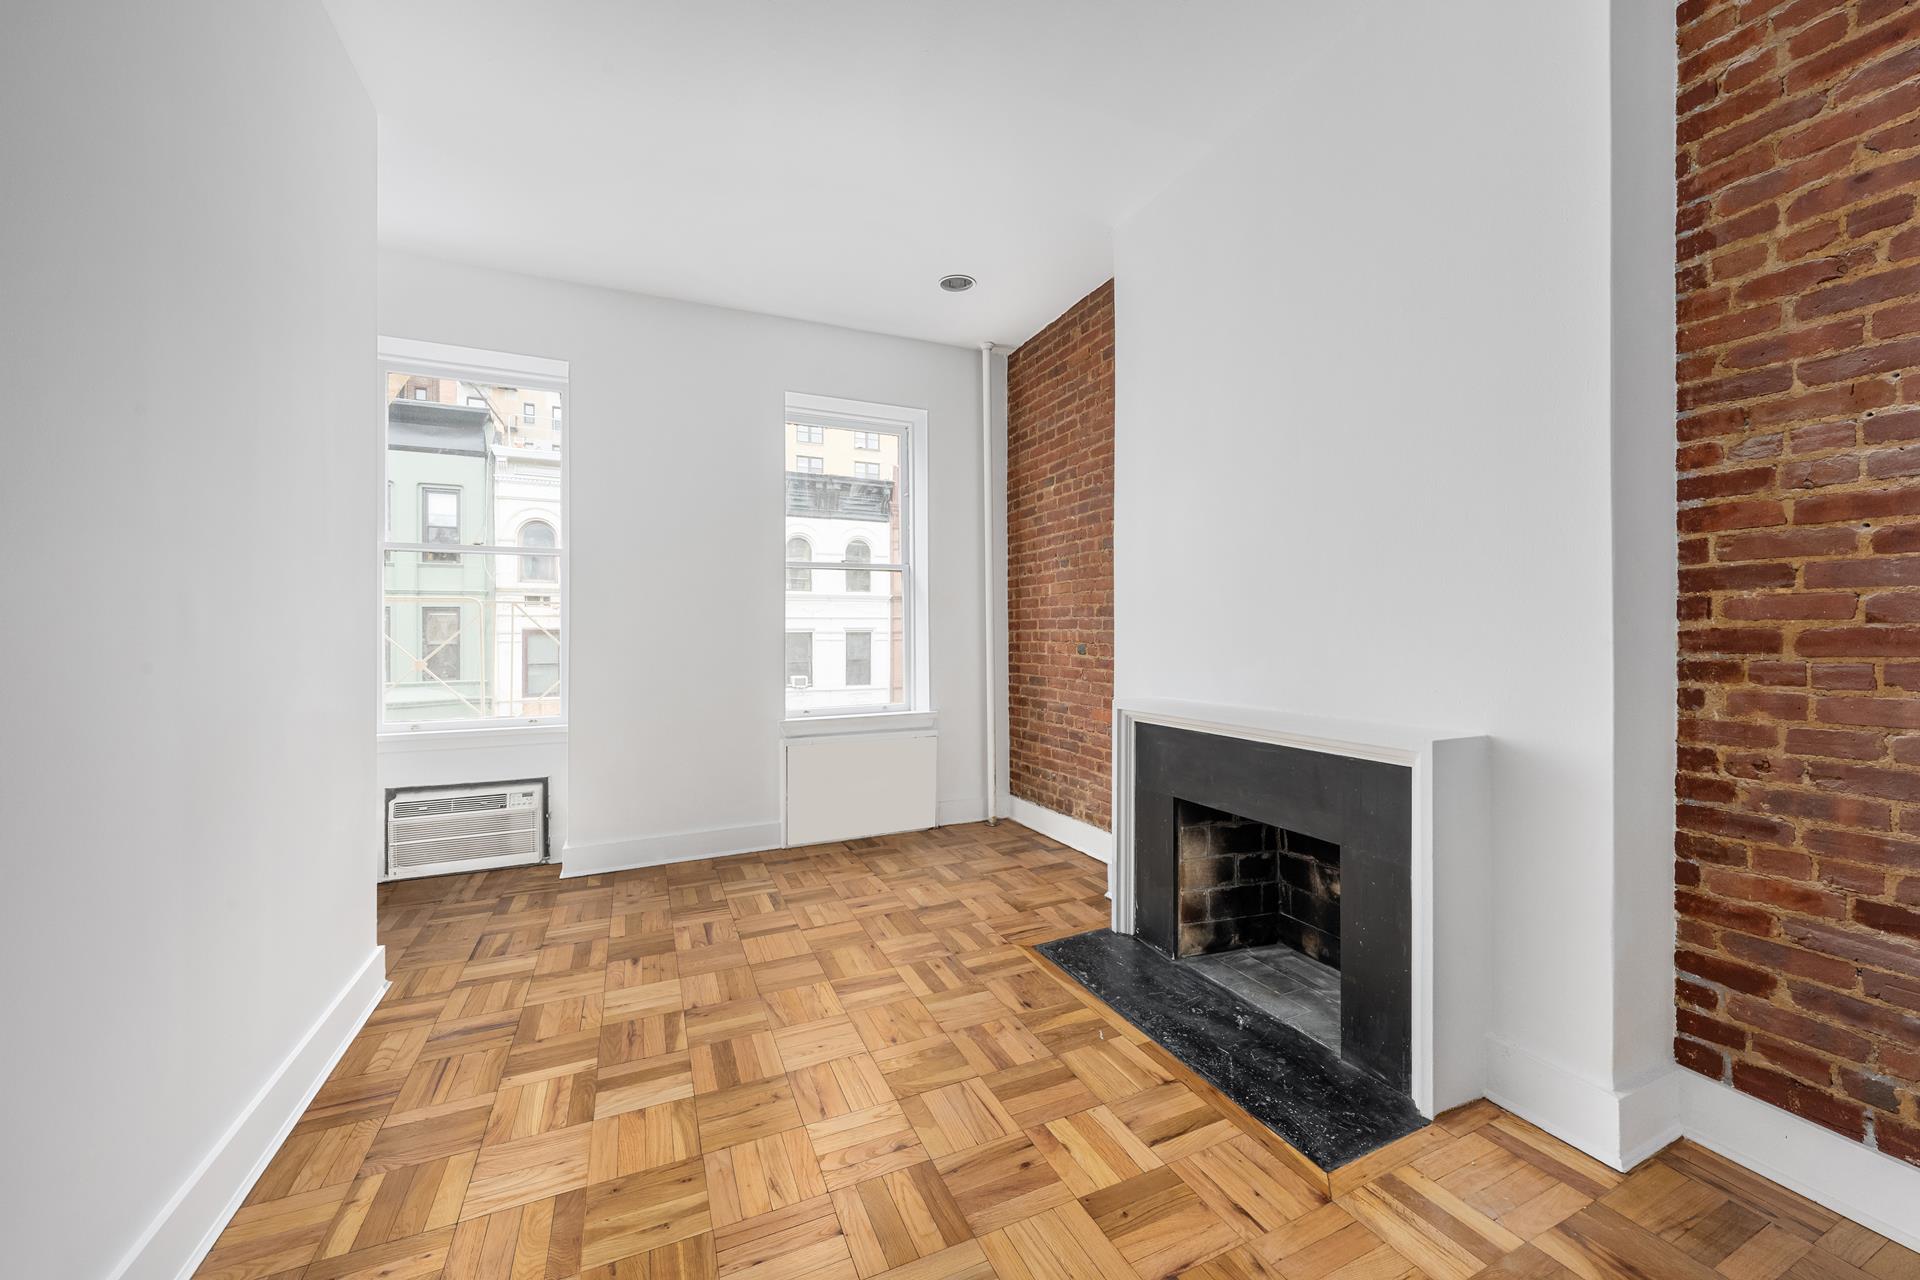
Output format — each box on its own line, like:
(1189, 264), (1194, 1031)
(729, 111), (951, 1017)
(1135, 723), (1413, 1092)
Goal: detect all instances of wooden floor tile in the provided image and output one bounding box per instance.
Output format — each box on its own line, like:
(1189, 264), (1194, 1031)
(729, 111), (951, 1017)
(807, 1101), (929, 1190)
(696, 1079), (805, 1150)
(581, 1156), (713, 1271)
(461, 1124), (592, 1220)
(791, 1053), (895, 1125)
(710, 1194), (853, 1280)
(1110, 1081), (1237, 1161)
(932, 1132), (1073, 1234)
(1172, 1133), (1324, 1238)
(898, 1079), (1019, 1158)
(831, 1162), (972, 1277)
(1031, 1105), (1161, 1197)
(193, 1183), (351, 1280)
(977, 1201), (1136, 1280)
(1080, 1164), (1240, 1279)
(871, 1036), (978, 1098)
(772, 1016), (868, 1072)
(706, 1129), (831, 1226)
(591, 1099), (702, 1181)
(597, 1050), (696, 1119)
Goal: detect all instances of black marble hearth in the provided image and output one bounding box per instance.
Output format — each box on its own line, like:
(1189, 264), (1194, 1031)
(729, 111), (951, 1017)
(1037, 929), (1427, 1171)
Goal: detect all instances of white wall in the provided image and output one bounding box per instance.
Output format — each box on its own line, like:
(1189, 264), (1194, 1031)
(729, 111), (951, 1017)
(1114, 1), (1669, 1165)
(0, 5), (380, 1278)
(379, 252), (989, 873)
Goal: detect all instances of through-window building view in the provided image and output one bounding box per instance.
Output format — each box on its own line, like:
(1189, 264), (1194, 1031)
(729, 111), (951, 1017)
(7, 4), (1920, 1278)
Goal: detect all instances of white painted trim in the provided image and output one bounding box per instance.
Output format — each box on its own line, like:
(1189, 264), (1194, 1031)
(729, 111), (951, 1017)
(1009, 797), (1113, 864)
(378, 335), (569, 387)
(1485, 1035), (1681, 1173)
(376, 336), (571, 738)
(936, 797), (988, 826)
(378, 723), (567, 753)
(108, 947), (388, 1280)
(782, 710), (938, 739)
(783, 390), (932, 721)
(1680, 1072), (1920, 1251)
(560, 822), (785, 878)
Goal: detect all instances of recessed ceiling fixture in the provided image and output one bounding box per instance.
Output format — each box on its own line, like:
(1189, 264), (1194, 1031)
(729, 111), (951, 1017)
(939, 274), (976, 293)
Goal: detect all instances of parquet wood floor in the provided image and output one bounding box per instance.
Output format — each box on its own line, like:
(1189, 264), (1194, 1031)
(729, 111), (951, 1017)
(194, 821), (1917, 1280)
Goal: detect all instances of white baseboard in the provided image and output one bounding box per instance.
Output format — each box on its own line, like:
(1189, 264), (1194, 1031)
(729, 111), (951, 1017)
(1008, 797), (1113, 863)
(110, 946), (388, 1280)
(1484, 1036), (1680, 1172)
(1680, 1072), (1920, 1250)
(560, 821), (785, 878)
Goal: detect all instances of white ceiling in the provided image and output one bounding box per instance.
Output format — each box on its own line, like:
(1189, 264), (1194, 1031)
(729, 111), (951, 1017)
(322, 1), (1295, 349)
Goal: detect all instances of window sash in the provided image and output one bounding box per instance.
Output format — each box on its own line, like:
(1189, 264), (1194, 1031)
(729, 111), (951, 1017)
(782, 398), (917, 717)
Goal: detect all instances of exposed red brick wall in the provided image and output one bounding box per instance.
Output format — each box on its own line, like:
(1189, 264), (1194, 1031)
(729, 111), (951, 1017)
(1673, 0), (1920, 1165)
(1007, 280), (1115, 830)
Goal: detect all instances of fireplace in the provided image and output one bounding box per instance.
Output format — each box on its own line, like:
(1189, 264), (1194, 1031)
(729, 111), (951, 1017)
(1134, 721), (1414, 1093)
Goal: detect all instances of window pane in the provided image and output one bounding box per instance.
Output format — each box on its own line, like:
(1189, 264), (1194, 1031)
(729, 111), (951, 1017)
(784, 568), (903, 715)
(386, 374), (563, 552)
(519, 519), (557, 581)
(846, 631), (871, 686)
(785, 632), (813, 686)
(383, 550), (562, 724)
(844, 538), (871, 592)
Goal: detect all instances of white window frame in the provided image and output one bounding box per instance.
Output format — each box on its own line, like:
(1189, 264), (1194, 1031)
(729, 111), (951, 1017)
(782, 391), (930, 722)
(378, 336), (570, 735)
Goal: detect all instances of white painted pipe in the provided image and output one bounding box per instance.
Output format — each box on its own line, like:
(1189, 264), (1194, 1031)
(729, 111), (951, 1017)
(980, 341), (998, 826)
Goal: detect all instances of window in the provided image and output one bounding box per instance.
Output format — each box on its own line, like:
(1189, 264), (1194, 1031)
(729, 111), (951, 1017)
(520, 520), (557, 581)
(783, 394), (924, 717)
(413, 386), (428, 400)
(786, 536), (812, 591)
(552, 404), (562, 422)
(382, 339), (567, 727)
(523, 629), (560, 703)
(785, 632), (813, 687)
(845, 631), (871, 686)
(845, 538), (871, 592)
(421, 607), (461, 682)
(421, 486), (461, 562)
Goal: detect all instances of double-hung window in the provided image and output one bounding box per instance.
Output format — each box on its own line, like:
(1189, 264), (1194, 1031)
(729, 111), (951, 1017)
(380, 338), (568, 729)
(782, 394), (927, 718)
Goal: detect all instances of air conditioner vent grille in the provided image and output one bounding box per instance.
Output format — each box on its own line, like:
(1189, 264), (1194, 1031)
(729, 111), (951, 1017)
(386, 779), (547, 880)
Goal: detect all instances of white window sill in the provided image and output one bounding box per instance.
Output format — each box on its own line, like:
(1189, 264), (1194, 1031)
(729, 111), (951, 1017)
(378, 722), (568, 752)
(781, 710), (937, 739)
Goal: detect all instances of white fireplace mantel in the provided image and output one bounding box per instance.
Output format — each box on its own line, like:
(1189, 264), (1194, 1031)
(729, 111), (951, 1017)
(1110, 697), (1492, 1118)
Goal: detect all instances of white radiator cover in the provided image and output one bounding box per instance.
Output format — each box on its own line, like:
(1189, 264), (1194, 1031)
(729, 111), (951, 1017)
(385, 779), (547, 879)
(785, 732), (936, 846)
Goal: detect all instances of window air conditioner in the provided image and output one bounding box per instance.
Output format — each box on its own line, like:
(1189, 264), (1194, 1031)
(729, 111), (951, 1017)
(788, 675), (811, 689)
(385, 778), (547, 880)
